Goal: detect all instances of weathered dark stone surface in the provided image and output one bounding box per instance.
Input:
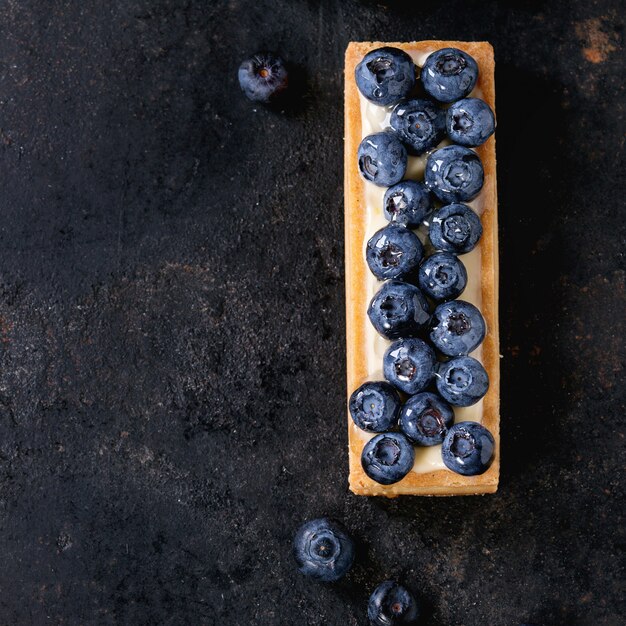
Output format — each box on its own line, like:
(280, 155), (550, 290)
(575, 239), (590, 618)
(0, 1), (623, 624)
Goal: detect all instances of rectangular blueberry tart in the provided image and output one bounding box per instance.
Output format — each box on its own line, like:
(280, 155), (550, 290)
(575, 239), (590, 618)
(344, 41), (500, 496)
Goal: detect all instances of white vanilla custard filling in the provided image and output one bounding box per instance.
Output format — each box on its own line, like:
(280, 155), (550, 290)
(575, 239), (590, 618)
(353, 50), (487, 473)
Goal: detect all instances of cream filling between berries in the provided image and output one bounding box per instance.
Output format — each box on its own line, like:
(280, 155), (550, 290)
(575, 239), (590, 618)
(355, 49), (487, 474)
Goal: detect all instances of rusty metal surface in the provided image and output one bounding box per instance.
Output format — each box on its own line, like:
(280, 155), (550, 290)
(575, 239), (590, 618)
(0, 1), (623, 624)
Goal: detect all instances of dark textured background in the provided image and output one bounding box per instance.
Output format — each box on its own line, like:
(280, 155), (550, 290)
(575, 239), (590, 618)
(0, 1), (623, 624)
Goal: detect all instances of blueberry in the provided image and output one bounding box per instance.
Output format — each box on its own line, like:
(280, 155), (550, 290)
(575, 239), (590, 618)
(442, 421), (495, 475)
(383, 338), (435, 395)
(355, 47), (416, 106)
(429, 300), (486, 356)
(421, 47), (478, 103)
(436, 356), (489, 406)
(358, 132), (407, 187)
(349, 381), (402, 432)
(366, 225), (424, 281)
(446, 98), (496, 147)
(425, 145), (484, 203)
(361, 433), (415, 485)
(368, 281), (430, 339)
(238, 52), (288, 103)
(383, 181), (433, 227)
(429, 203), (482, 254)
(400, 392), (454, 446)
(418, 252), (467, 302)
(367, 580), (420, 625)
(293, 518), (355, 582)
(390, 98), (446, 155)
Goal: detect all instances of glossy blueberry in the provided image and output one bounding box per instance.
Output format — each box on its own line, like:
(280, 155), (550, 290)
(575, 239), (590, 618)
(355, 47), (416, 106)
(383, 338), (436, 395)
(446, 98), (496, 147)
(429, 300), (486, 356)
(418, 252), (467, 302)
(436, 356), (489, 406)
(358, 132), (407, 187)
(349, 381), (401, 433)
(368, 280), (430, 339)
(390, 98), (446, 155)
(429, 203), (482, 254)
(368, 580), (420, 625)
(421, 47), (478, 103)
(361, 433), (415, 485)
(238, 52), (288, 103)
(425, 145), (484, 203)
(383, 181), (433, 227)
(400, 392), (454, 446)
(293, 518), (355, 582)
(366, 225), (424, 281)
(442, 421), (495, 475)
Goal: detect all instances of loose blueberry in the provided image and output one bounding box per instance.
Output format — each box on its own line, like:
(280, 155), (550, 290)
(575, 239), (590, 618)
(358, 132), (408, 187)
(436, 356), (489, 406)
(446, 97), (496, 147)
(361, 433), (415, 485)
(349, 381), (402, 433)
(366, 225), (424, 281)
(429, 300), (486, 356)
(442, 421), (495, 475)
(238, 52), (288, 103)
(390, 98), (446, 155)
(425, 145), (484, 203)
(383, 181), (433, 227)
(368, 580), (420, 625)
(368, 280), (430, 339)
(293, 518), (355, 582)
(421, 47), (478, 103)
(429, 203), (482, 254)
(418, 252), (467, 302)
(355, 47), (416, 106)
(383, 338), (435, 395)
(400, 392), (454, 446)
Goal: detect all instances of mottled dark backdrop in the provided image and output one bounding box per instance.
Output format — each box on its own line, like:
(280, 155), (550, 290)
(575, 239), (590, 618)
(0, 1), (623, 625)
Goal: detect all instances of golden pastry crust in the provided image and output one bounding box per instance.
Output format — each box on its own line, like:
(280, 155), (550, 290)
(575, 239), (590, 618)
(344, 41), (499, 496)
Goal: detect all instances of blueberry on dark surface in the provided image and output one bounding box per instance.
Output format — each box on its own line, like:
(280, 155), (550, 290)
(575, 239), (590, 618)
(349, 381), (402, 433)
(355, 47), (416, 106)
(368, 280), (430, 339)
(390, 98), (446, 155)
(367, 580), (420, 625)
(400, 392), (454, 446)
(358, 132), (408, 187)
(429, 300), (486, 356)
(361, 433), (415, 485)
(238, 52), (288, 103)
(442, 421), (495, 475)
(418, 252), (467, 302)
(425, 145), (484, 203)
(293, 518), (355, 582)
(366, 225), (424, 281)
(429, 203), (483, 254)
(421, 47), (478, 103)
(436, 356), (489, 406)
(383, 338), (435, 395)
(383, 181), (433, 227)
(446, 97), (496, 147)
